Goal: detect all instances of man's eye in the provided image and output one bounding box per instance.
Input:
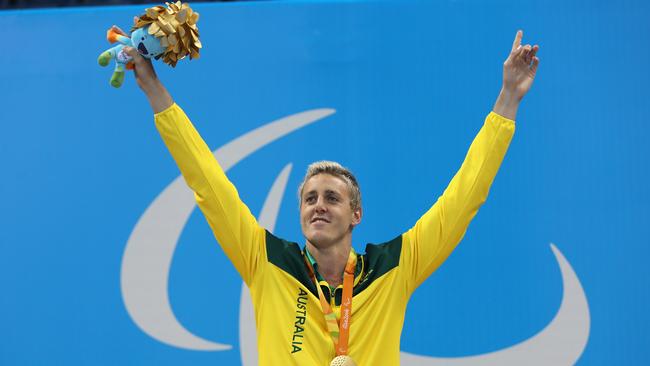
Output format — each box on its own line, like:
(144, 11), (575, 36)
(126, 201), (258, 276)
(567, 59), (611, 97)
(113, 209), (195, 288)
(327, 196), (339, 202)
(305, 196), (315, 203)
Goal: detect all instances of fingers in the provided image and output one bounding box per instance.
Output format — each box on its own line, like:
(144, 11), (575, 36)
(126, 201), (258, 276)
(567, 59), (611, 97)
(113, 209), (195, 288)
(512, 43), (538, 65)
(508, 43), (527, 65)
(123, 46), (142, 62)
(124, 46), (156, 80)
(530, 56), (540, 74)
(518, 44), (529, 56)
(529, 45), (539, 62)
(520, 44), (539, 66)
(521, 44), (532, 63)
(133, 16), (139, 25)
(524, 45), (539, 65)
(123, 46), (153, 67)
(511, 30), (523, 53)
(509, 29), (539, 66)
(123, 46), (147, 70)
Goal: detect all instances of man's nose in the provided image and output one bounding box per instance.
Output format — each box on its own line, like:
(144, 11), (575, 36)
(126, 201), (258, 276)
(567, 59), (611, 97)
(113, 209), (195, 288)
(314, 197), (327, 213)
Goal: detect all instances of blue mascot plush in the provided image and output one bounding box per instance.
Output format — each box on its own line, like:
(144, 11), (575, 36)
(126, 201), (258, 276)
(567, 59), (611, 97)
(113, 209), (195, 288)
(98, 1), (201, 88)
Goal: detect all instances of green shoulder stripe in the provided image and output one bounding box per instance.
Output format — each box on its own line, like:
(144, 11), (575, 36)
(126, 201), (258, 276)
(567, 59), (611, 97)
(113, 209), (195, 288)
(265, 231), (318, 296)
(354, 235), (403, 295)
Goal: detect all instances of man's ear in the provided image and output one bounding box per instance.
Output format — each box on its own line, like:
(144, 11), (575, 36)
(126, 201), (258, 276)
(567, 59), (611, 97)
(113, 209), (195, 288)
(351, 206), (362, 226)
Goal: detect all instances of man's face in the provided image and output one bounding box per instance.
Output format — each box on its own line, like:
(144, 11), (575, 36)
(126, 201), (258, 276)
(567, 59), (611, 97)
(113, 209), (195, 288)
(300, 174), (362, 249)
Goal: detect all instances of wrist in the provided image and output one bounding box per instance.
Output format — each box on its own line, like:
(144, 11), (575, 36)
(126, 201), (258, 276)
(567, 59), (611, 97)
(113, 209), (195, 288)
(143, 80), (174, 114)
(493, 88), (521, 121)
(498, 87), (523, 104)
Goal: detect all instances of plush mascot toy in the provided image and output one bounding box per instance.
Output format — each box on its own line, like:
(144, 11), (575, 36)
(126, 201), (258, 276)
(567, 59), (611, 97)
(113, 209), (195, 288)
(98, 1), (201, 88)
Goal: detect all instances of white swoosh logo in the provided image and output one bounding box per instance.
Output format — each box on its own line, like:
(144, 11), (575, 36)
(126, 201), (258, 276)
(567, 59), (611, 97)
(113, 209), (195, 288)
(122, 111), (590, 364)
(400, 243), (590, 365)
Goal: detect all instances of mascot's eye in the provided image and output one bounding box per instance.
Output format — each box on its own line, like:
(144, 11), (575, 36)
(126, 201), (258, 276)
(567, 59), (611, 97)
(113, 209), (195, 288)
(141, 37), (145, 41)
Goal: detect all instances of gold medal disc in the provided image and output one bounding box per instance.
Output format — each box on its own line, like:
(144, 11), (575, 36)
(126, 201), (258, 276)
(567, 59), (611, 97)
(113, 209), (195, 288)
(330, 355), (357, 366)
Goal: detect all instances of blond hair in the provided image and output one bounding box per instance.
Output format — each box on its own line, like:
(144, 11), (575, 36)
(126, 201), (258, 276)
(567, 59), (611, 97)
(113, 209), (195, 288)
(297, 161), (361, 211)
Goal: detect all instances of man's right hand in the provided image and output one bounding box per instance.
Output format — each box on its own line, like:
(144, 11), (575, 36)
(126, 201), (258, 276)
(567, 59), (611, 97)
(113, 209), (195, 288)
(113, 22), (174, 113)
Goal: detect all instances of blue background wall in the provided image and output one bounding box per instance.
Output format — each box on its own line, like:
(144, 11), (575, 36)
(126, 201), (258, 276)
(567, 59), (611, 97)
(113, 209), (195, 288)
(1, 0), (649, 364)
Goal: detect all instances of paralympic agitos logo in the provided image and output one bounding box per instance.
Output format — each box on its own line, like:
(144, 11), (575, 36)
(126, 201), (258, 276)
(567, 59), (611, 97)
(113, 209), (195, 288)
(121, 109), (591, 365)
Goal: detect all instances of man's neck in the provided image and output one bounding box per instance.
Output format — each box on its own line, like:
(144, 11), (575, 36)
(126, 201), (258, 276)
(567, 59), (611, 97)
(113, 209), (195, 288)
(305, 241), (352, 288)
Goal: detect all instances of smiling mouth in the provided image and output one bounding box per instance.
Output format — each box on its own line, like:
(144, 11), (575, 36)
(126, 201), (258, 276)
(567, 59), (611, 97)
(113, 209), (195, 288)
(137, 42), (149, 55)
(311, 217), (330, 224)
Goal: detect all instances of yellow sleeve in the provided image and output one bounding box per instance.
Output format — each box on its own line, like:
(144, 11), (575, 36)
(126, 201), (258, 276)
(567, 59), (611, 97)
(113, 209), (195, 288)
(154, 103), (265, 286)
(401, 112), (515, 293)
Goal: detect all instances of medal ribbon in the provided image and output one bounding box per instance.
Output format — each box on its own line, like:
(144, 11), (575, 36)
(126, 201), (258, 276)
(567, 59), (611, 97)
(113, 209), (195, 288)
(304, 250), (357, 356)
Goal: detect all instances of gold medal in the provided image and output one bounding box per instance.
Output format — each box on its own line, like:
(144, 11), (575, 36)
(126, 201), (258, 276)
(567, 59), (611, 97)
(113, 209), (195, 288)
(330, 355), (357, 366)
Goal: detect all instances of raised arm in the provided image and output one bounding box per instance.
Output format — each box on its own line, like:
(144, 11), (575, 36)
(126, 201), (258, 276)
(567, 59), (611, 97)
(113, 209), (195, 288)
(123, 38), (265, 286)
(401, 30), (540, 291)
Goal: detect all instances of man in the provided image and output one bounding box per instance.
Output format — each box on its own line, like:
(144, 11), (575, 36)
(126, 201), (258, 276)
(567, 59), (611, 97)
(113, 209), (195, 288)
(123, 29), (539, 365)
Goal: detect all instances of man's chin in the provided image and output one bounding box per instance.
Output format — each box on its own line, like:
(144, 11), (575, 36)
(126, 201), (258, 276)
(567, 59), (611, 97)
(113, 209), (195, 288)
(305, 233), (334, 248)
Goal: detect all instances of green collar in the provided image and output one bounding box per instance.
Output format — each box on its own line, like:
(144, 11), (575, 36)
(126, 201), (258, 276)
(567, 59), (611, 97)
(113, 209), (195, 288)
(304, 247), (362, 292)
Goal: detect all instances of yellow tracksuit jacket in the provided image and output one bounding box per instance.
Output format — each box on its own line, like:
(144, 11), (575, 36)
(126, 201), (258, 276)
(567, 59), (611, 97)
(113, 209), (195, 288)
(154, 104), (515, 365)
